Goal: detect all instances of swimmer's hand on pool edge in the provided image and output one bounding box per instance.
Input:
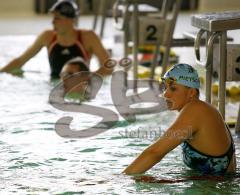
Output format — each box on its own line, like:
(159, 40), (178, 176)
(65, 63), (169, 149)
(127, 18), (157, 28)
(0, 67), (24, 76)
(0, 56), (25, 75)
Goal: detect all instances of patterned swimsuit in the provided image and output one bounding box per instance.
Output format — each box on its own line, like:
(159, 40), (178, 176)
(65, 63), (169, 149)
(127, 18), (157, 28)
(182, 127), (235, 175)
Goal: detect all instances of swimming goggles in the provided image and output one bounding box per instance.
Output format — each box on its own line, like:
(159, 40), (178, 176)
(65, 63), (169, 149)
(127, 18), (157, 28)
(159, 77), (177, 92)
(160, 77), (177, 85)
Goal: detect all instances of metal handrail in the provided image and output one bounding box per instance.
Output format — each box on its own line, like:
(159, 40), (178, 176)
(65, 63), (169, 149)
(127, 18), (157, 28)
(194, 30), (220, 67)
(113, 0), (130, 30)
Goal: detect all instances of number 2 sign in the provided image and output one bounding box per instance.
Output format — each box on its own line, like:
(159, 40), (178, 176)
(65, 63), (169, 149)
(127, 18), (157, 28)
(138, 17), (170, 45)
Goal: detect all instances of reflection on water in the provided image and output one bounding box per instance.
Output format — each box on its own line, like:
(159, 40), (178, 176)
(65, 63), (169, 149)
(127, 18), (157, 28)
(0, 36), (240, 194)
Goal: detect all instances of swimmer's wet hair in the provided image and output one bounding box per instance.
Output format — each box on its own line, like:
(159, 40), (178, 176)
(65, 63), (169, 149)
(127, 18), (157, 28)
(66, 57), (89, 72)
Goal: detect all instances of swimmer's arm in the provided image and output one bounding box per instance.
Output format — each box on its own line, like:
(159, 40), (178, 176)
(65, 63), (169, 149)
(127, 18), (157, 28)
(0, 31), (49, 74)
(87, 31), (113, 76)
(123, 107), (198, 175)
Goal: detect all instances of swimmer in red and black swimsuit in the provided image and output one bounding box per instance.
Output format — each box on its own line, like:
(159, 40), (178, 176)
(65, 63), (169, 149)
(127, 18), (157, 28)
(48, 30), (90, 77)
(0, 0), (112, 78)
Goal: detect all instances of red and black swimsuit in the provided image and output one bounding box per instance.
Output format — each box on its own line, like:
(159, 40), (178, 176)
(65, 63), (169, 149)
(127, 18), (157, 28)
(48, 31), (90, 78)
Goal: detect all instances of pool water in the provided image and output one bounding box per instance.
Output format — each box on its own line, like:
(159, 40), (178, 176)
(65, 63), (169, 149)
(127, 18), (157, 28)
(0, 36), (240, 194)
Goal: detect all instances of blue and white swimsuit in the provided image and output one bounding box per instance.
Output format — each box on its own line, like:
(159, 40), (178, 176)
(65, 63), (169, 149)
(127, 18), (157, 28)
(182, 127), (235, 175)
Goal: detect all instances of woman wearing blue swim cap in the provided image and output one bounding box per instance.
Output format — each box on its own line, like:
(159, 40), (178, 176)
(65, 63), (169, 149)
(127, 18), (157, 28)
(0, 0), (112, 78)
(124, 63), (236, 175)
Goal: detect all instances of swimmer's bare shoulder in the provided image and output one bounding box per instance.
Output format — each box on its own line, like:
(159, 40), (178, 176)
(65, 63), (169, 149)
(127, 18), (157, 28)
(78, 29), (95, 37)
(78, 29), (101, 50)
(180, 99), (212, 117)
(36, 30), (56, 47)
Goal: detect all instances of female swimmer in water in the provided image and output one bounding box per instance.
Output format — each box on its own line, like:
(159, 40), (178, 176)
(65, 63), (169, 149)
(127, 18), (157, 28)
(0, 0), (112, 78)
(124, 63), (236, 175)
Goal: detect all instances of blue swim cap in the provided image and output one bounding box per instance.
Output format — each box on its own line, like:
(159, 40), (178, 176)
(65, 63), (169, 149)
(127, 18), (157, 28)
(163, 63), (200, 89)
(49, 0), (79, 18)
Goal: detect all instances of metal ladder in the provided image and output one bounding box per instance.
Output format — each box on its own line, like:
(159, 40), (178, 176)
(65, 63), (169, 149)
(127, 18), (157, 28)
(113, 0), (182, 90)
(192, 10), (240, 133)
